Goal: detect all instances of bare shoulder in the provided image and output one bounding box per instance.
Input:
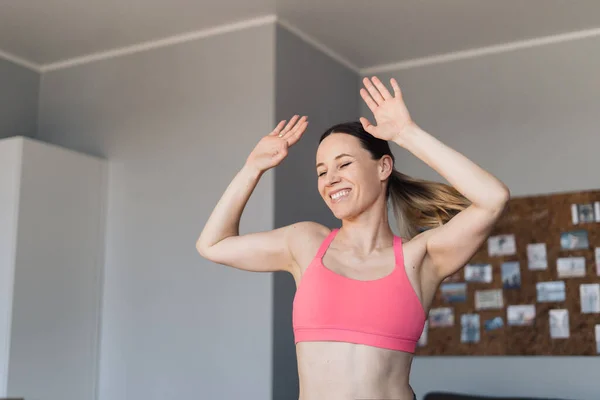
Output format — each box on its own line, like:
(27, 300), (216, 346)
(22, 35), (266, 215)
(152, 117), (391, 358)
(285, 221), (331, 275)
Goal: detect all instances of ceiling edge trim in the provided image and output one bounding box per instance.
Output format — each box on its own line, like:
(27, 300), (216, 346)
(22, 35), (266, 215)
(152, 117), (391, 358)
(0, 49), (41, 72)
(39, 14), (277, 72)
(361, 26), (600, 75)
(276, 18), (360, 74)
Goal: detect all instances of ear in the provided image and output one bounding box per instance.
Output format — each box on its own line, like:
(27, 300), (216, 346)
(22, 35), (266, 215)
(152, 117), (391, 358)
(378, 155), (394, 181)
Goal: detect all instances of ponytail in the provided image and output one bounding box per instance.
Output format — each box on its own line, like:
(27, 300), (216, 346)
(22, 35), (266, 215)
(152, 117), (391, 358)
(387, 169), (470, 239)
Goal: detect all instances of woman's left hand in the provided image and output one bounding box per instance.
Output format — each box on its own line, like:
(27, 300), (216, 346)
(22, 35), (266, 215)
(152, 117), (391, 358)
(359, 76), (415, 144)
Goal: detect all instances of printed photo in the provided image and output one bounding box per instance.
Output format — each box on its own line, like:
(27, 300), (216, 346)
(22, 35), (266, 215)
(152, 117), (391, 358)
(484, 316), (504, 331)
(465, 263), (493, 283)
(429, 307), (454, 328)
(595, 202), (600, 223)
(596, 325), (600, 354)
(595, 248), (600, 276)
(549, 309), (570, 339)
(580, 284), (600, 314)
(440, 283), (467, 303)
(536, 281), (566, 302)
(417, 320), (428, 347)
(560, 230), (589, 250)
(488, 234), (516, 256)
(475, 289), (504, 310)
(527, 243), (548, 270)
(507, 305), (536, 326)
(461, 314), (480, 343)
(557, 257), (586, 278)
(502, 261), (521, 289)
(578, 204), (596, 223)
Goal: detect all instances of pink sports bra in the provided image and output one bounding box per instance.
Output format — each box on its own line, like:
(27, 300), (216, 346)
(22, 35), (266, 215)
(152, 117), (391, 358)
(292, 228), (427, 353)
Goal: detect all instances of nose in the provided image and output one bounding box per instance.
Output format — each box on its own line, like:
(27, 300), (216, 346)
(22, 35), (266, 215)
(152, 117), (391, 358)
(325, 170), (341, 186)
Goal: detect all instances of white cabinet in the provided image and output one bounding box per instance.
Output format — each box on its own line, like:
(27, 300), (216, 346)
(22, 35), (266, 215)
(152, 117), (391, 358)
(0, 136), (107, 400)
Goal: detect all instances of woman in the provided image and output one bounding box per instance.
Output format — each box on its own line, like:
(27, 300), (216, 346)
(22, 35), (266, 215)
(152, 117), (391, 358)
(196, 76), (510, 400)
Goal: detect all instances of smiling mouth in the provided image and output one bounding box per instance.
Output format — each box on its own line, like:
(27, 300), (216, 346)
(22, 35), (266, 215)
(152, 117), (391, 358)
(330, 189), (351, 202)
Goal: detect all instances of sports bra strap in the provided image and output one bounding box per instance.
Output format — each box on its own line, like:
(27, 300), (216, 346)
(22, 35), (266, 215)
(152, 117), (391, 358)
(316, 228), (339, 258)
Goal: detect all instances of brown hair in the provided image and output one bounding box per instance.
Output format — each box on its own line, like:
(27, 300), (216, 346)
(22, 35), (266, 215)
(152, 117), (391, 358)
(320, 121), (470, 238)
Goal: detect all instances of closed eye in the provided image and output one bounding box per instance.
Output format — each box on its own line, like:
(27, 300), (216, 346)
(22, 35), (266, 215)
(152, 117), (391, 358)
(340, 162), (351, 168)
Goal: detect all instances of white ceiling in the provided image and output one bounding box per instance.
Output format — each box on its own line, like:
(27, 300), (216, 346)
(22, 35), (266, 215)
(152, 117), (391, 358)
(1, 0), (600, 72)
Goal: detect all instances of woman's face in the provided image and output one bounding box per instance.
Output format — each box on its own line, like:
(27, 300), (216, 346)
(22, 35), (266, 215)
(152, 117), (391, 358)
(316, 133), (391, 220)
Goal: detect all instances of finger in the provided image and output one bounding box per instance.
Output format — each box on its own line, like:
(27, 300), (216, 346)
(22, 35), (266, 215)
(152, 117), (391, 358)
(359, 117), (375, 134)
(390, 78), (402, 98)
(287, 120), (308, 146)
(372, 76), (393, 100)
(280, 116), (307, 139)
(363, 77), (384, 105)
(269, 120), (287, 136)
(360, 88), (378, 113)
(283, 115), (300, 133)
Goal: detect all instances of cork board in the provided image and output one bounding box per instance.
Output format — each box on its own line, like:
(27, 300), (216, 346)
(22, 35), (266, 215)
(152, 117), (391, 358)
(415, 189), (600, 356)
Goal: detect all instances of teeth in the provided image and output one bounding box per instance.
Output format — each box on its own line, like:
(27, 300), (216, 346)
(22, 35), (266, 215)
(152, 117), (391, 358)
(331, 190), (350, 200)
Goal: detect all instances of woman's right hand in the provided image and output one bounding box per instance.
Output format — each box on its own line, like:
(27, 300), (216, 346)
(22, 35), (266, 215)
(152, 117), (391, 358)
(245, 115), (308, 173)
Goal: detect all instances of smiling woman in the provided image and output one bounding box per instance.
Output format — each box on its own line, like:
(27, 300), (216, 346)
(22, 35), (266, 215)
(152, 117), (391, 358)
(196, 76), (510, 400)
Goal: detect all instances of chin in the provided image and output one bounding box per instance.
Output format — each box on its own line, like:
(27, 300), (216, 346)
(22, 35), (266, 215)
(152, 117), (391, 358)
(328, 203), (359, 220)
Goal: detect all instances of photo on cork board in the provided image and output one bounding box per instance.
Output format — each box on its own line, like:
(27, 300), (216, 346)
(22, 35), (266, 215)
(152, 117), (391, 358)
(557, 257), (586, 278)
(560, 229), (589, 250)
(549, 309), (569, 339)
(527, 243), (548, 270)
(507, 305), (535, 326)
(440, 283), (467, 303)
(596, 325), (600, 354)
(475, 289), (503, 310)
(536, 281), (566, 302)
(429, 307), (454, 328)
(502, 261), (521, 289)
(460, 314), (480, 343)
(580, 284), (600, 314)
(464, 263), (493, 283)
(484, 316), (504, 332)
(488, 234), (516, 257)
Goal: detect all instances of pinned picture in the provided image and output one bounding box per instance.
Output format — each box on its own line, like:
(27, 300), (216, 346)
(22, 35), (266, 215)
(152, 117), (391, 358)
(464, 263), (493, 283)
(595, 202), (600, 222)
(502, 261), (521, 289)
(461, 314), (480, 343)
(429, 307), (454, 328)
(475, 289), (503, 310)
(536, 281), (566, 302)
(560, 230), (589, 250)
(527, 243), (548, 270)
(557, 257), (586, 278)
(596, 325), (600, 354)
(507, 305), (536, 326)
(595, 248), (600, 276)
(580, 284), (600, 314)
(488, 234), (516, 256)
(417, 320), (428, 347)
(549, 309), (570, 339)
(484, 316), (504, 331)
(440, 283), (467, 303)
(578, 204), (596, 223)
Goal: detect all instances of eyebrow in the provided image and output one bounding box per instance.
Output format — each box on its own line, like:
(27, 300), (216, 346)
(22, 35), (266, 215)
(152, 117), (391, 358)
(316, 153), (354, 169)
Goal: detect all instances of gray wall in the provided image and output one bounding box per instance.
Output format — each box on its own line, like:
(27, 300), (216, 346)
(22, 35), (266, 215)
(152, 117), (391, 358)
(37, 25), (276, 400)
(0, 59), (39, 139)
(272, 25), (359, 400)
(8, 137), (106, 400)
(361, 36), (600, 400)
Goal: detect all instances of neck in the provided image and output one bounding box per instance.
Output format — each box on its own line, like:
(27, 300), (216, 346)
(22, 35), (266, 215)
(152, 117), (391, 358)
(337, 195), (395, 254)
